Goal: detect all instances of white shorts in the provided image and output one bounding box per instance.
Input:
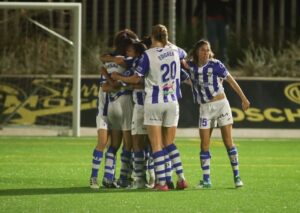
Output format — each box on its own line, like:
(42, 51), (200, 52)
(144, 102), (179, 127)
(96, 87), (109, 130)
(199, 98), (233, 129)
(131, 105), (147, 135)
(108, 94), (133, 131)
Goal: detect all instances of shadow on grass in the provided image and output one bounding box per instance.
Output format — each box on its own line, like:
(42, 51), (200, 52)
(0, 187), (158, 196)
(0, 186), (239, 196)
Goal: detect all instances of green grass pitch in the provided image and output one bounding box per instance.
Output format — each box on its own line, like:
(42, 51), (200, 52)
(0, 136), (299, 212)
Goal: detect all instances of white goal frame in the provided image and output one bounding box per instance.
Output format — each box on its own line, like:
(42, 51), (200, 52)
(0, 2), (82, 137)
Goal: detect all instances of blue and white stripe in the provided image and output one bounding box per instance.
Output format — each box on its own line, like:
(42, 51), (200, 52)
(135, 44), (186, 104)
(200, 151), (211, 181)
(188, 59), (228, 104)
(152, 150), (166, 185)
(104, 146), (117, 181)
(91, 149), (103, 177)
(227, 146), (240, 177)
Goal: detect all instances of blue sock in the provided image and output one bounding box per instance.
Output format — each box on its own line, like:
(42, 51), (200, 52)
(134, 150), (146, 179)
(119, 148), (132, 181)
(166, 143), (184, 180)
(163, 149), (172, 183)
(104, 146), (117, 181)
(91, 149), (103, 178)
(200, 151), (211, 182)
(227, 146), (239, 177)
(152, 150), (166, 185)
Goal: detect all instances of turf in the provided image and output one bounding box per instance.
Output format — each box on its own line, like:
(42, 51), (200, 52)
(0, 136), (299, 213)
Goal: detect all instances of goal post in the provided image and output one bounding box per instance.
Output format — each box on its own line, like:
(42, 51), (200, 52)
(0, 2), (82, 137)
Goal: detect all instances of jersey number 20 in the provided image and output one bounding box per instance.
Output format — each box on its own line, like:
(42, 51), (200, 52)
(161, 61), (176, 83)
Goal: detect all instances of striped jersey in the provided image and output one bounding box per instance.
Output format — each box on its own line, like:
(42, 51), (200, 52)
(188, 59), (228, 104)
(123, 56), (145, 106)
(135, 44), (186, 104)
(131, 57), (146, 106)
(100, 54), (132, 102)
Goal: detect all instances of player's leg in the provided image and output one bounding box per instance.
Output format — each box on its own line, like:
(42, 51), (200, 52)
(117, 95), (134, 187)
(102, 129), (122, 188)
(144, 103), (168, 191)
(197, 103), (214, 189)
(218, 99), (243, 187)
(197, 128), (212, 188)
(118, 130), (133, 187)
(220, 125), (243, 187)
(144, 142), (155, 188)
(130, 105), (148, 188)
(162, 102), (187, 190)
(90, 88), (109, 189)
(162, 146), (174, 189)
(131, 134), (148, 189)
(90, 128), (109, 189)
(146, 125), (168, 191)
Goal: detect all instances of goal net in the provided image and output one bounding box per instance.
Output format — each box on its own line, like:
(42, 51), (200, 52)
(0, 2), (81, 136)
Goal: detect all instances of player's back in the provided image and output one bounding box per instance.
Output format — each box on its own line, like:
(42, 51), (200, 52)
(143, 45), (181, 104)
(105, 59), (126, 75)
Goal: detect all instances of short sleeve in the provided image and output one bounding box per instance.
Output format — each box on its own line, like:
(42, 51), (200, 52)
(177, 47), (187, 60)
(180, 69), (190, 82)
(215, 60), (229, 79)
(135, 53), (150, 77)
(124, 57), (134, 67)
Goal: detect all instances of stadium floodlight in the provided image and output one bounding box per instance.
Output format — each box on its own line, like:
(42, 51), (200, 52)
(0, 2), (82, 137)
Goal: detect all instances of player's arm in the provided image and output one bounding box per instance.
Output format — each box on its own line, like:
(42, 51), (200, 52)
(129, 83), (144, 89)
(225, 74), (250, 111)
(180, 68), (192, 86)
(100, 54), (127, 66)
(101, 82), (120, 92)
(100, 67), (121, 90)
(111, 72), (142, 85)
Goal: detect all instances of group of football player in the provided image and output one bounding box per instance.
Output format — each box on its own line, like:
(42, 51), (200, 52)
(89, 24), (250, 191)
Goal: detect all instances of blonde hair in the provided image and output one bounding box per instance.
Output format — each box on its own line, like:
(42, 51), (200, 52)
(151, 24), (168, 46)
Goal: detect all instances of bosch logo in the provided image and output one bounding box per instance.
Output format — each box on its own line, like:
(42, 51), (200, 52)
(284, 83), (300, 104)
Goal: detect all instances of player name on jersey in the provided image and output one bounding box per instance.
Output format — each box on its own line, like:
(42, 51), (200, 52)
(158, 51), (174, 61)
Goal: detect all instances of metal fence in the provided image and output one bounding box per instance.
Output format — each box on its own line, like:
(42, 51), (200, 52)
(1, 0), (299, 47)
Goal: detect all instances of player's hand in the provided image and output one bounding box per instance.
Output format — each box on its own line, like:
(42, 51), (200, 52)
(101, 83), (110, 92)
(111, 72), (120, 80)
(241, 98), (250, 111)
(100, 54), (110, 62)
(100, 67), (107, 76)
(114, 56), (125, 65)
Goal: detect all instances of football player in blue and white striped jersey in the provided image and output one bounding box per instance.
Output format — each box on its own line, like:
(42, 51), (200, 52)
(89, 67), (110, 189)
(98, 29), (139, 188)
(111, 41), (152, 189)
(122, 25), (188, 191)
(187, 39), (250, 189)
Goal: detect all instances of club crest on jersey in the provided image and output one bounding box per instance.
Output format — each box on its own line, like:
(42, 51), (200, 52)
(207, 68), (213, 76)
